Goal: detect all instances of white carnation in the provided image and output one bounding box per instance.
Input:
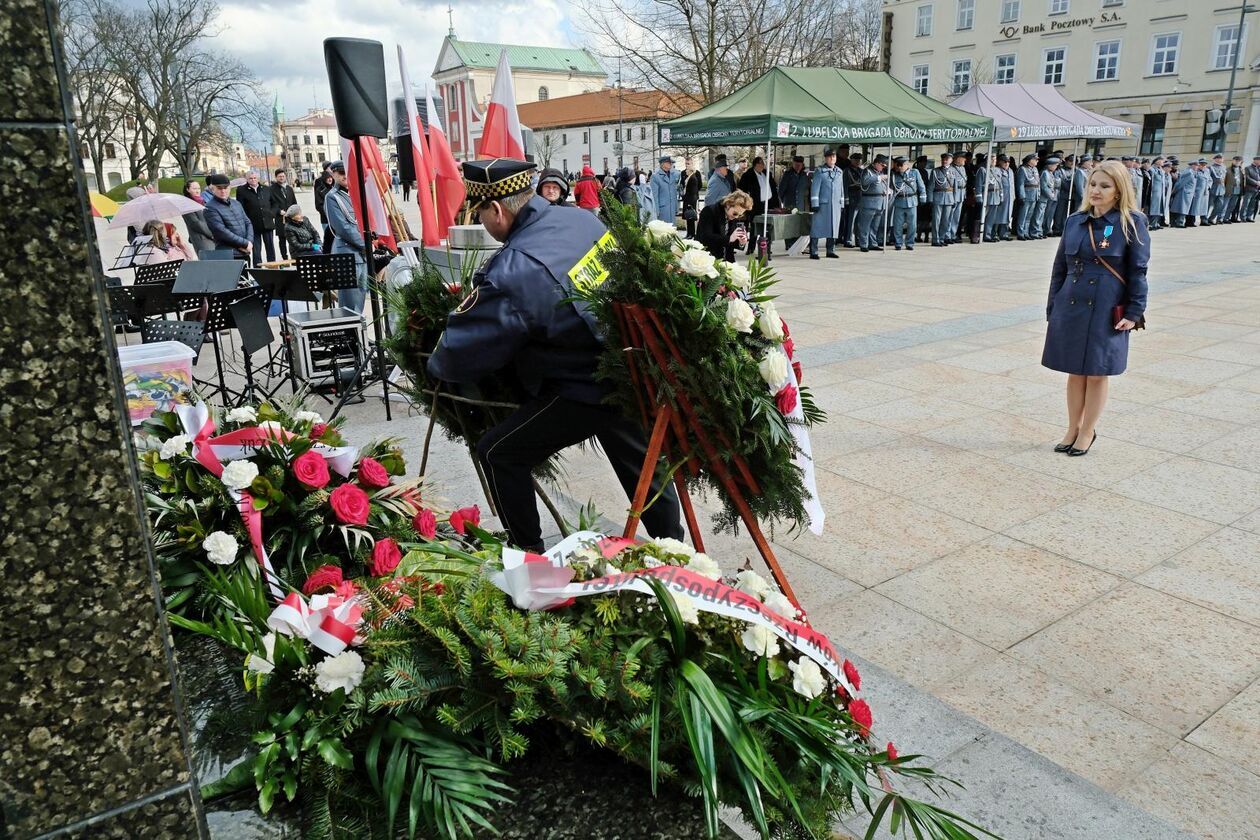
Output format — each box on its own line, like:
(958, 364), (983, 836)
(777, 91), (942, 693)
(757, 302), (784, 341)
(677, 247), (719, 279)
(758, 350), (790, 389)
(653, 537), (695, 559)
(203, 531), (239, 565)
(314, 650), (365, 694)
(789, 658), (826, 698)
(669, 591), (701, 625)
(247, 632), (276, 675)
(220, 459), (258, 491)
(293, 410), (323, 425)
(725, 298), (755, 333)
(763, 590), (798, 619)
(686, 552), (722, 580)
(736, 569), (772, 600)
(725, 262), (752, 291)
(226, 406), (257, 423)
(741, 623), (779, 658)
(159, 434), (190, 461)
(646, 219), (678, 241)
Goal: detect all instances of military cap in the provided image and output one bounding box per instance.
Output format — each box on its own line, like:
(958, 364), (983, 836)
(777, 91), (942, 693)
(1254, 154), (1260, 160)
(996, 154), (1010, 163)
(1197, 157), (1208, 164)
(1233, 155), (1244, 161)
(1064, 154), (1076, 162)
(792, 155), (805, 163)
(1120, 155), (1135, 162)
(892, 155), (907, 164)
(954, 150), (970, 158)
(1046, 157), (1061, 164)
(462, 158), (536, 207)
(823, 147), (837, 156)
(1162, 160), (1173, 167)
(1080, 154), (1093, 162)
(1022, 153), (1036, 164)
(940, 151), (954, 160)
(659, 155), (673, 164)
(1212, 153), (1224, 159)
(873, 154), (889, 165)
(328, 160), (347, 173)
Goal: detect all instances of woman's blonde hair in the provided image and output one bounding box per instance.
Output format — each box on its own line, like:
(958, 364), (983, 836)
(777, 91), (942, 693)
(721, 190), (753, 213)
(1077, 160), (1143, 243)
(141, 219), (169, 249)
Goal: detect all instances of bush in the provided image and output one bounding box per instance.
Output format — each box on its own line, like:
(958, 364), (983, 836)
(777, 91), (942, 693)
(105, 176), (203, 201)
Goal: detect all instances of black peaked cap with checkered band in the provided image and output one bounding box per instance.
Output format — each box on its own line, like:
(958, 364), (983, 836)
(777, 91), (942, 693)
(462, 158), (536, 208)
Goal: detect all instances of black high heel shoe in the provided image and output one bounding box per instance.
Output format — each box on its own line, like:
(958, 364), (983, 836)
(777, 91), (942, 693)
(1067, 432), (1097, 457)
(1054, 435), (1078, 454)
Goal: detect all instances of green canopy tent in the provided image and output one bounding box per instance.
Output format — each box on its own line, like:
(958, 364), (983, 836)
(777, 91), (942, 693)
(659, 67), (993, 252)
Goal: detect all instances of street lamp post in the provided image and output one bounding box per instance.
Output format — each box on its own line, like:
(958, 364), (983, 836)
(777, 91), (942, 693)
(1222, 4), (1257, 135)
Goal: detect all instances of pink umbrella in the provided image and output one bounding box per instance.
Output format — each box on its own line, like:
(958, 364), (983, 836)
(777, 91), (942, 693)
(230, 177), (246, 188)
(109, 192), (207, 228)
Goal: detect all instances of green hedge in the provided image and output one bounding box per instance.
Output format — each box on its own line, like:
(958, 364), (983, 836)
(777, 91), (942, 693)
(104, 176), (197, 202)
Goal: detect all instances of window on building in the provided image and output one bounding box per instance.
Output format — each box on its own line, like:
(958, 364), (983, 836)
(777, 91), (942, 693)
(911, 64), (930, 95)
(1213, 24), (1245, 71)
(640, 126), (646, 140)
(1085, 138), (1105, 158)
(303, 134), (311, 145)
(318, 151), (326, 162)
(562, 159), (568, 173)
(125, 116), (136, 130)
(915, 4), (932, 37)
(583, 131), (589, 143)
(316, 134), (323, 145)
(956, 0), (974, 31)
(1000, 0), (1020, 23)
(1201, 110), (1226, 154)
(1094, 40), (1120, 81)
(615, 128), (621, 142)
(994, 54), (1017, 84)
(305, 152), (313, 163)
(104, 142), (115, 158)
(602, 157), (608, 171)
(1102, 0), (1122, 6)
(538, 86), (549, 100)
(951, 59), (972, 95)
(561, 132), (567, 144)
(1150, 32), (1180, 75)
(1048, 0), (1068, 14)
(1043, 47), (1066, 84)
(291, 135), (298, 145)
(603, 130), (609, 142)
(1139, 113), (1165, 155)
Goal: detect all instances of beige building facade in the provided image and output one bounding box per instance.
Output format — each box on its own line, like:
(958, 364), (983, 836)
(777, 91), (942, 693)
(881, 0), (1260, 160)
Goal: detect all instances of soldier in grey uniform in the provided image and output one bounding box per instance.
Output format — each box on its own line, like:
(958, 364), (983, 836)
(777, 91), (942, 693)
(889, 155), (925, 250)
(1169, 159), (1194, 227)
(948, 151), (968, 243)
(1015, 154), (1040, 240)
(1192, 158), (1212, 225)
(1224, 155), (1245, 222)
(1244, 155), (1260, 222)
(856, 154), (890, 252)
(928, 151), (957, 246)
(1053, 154), (1076, 235)
(808, 148), (844, 259)
(1122, 157), (1143, 212)
(1206, 153), (1227, 224)
(1031, 157), (1060, 239)
(1148, 156), (1168, 230)
(978, 155), (1005, 242)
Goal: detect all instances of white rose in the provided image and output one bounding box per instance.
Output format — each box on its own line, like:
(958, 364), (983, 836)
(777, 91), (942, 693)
(686, 552), (722, 580)
(159, 434), (190, 461)
(789, 658), (826, 699)
(741, 623), (779, 658)
(736, 569), (772, 600)
(669, 591), (700, 625)
(758, 350), (790, 389)
(220, 459), (258, 491)
(669, 237), (707, 257)
(646, 219), (677, 242)
(293, 410), (323, 425)
(314, 650), (365, 694)
(757, 302), (784, 341)
(725, 262), (752, 291)
(653, 537), (695, 559)
(763, 590), (798, 619)
(247, 632), (276, 675)
(725, 298), (755, 333)
(203, 531), (239, 565)
(226, 406), (257, 423)
(677, 247), (719, 279)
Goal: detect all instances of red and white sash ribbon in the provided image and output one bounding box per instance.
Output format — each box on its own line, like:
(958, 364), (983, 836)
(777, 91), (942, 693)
(266, 591), (363, 656)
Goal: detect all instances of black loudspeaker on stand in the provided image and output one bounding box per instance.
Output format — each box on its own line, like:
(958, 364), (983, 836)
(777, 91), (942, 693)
(324, 36), (393, 421)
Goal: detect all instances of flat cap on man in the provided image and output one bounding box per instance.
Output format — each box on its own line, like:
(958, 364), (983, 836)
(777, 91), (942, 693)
(461, 158), (535, 206)
(206, 173), (230, 186)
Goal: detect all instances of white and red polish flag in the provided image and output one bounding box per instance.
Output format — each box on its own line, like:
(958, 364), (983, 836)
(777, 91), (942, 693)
(476, 49), (525, 160)
(397, 45), (440, 246)
(339, 136), (397, 251)
(425, 87), (465, 237)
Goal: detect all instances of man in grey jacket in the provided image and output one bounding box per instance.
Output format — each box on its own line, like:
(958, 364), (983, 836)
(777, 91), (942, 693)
(324, 160), (369, 313)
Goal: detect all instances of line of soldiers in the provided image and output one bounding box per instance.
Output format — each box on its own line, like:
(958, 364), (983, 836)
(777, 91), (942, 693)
(778, 148), (1260, 253)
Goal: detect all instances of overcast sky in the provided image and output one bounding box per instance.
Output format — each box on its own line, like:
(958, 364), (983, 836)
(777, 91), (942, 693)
(209, 0), (602, 131)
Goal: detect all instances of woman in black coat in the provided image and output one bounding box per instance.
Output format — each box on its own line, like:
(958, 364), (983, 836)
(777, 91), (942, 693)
(1042, 159), (1149, 456)
(680, 160), (702, 238)
(282, 206), (322, 257)
(696, 190), (752, 262)
(736, 156), (780, 257)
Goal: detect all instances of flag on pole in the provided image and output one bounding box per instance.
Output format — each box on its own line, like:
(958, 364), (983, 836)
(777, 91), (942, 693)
(397, 45), (439, 246)
(339, 136), (398, 251)
(476, 49), (525, 159)
(425, 87), (465, 236)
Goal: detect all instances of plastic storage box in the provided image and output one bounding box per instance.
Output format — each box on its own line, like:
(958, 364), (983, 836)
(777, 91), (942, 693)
(117, 341), (196, 425)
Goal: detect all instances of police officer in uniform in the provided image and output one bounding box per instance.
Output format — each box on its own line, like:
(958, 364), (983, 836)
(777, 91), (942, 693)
(427, 159), (684, 552)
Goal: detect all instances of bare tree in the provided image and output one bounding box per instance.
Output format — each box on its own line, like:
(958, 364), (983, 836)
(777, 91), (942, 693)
(61, 0), (133, 189)
(170, 51), (264, 176)
(535, 130), (560, 169)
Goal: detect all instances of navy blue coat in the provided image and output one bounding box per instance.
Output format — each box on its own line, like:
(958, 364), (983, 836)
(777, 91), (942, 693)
(428, 196), (610, 405)
(203, 194), (253, 250)
(1042, 210), (1149, 376)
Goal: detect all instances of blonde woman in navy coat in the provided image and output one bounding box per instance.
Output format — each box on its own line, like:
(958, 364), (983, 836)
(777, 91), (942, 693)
(1043, 159), (1149, 456)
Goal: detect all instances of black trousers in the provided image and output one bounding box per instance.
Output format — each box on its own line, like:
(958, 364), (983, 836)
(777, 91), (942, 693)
(252, 229), (276, 266)
(475, 396), (685, 551)
(320, 213), (334, 253)
(275, 216), (289, 259)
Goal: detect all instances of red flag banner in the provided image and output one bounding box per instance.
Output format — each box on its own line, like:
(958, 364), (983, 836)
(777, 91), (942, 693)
(476, 49), (525, 160)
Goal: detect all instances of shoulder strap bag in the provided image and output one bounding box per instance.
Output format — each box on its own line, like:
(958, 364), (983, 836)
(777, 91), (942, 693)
(1087, 221), (1146, 332)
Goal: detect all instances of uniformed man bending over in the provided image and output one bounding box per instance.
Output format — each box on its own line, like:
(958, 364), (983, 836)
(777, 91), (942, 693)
(427, 159), (685, 552)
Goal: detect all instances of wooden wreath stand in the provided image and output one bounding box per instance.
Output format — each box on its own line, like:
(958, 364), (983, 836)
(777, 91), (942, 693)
(613, 302), (798, 605)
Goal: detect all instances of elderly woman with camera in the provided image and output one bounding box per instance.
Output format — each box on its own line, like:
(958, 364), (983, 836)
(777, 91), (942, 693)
(697, 190), (754, 263)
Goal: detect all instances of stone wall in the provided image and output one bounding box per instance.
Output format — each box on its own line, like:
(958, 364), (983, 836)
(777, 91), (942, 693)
(0, 1), (205, 836)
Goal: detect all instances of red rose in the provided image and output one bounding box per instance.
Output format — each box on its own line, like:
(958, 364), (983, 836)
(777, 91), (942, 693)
(412, 508), (437, 540)
(330, 483), (370, 525)
(310, 423), (328, 439)
(303, 564), (343, 595)
(886, 742), (898, 761)
(292, 450), (330, 490)
(848, 699), (873, 736)
(356, 457), (390, 490)
(792, 361), (803, 385)
(775, 382), (798, 415)
(369, 538), (402, 577)
(843, 659), (862, 692)
(449, 505), (481, 535)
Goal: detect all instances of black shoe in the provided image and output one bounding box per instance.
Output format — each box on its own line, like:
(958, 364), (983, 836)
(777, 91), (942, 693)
(809, 254), (820, 260)
(1053, 436), (1077, 454)
(826, 252), (839, 258)
(860, 247), (870, 252)
(870, 246), (884, 251)
(895, 245), (903, 251)
(1067, 432), (1097, 457)
(906, 245), (914, 250)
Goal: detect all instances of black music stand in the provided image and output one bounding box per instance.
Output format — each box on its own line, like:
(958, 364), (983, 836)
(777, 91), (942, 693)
(248, 267), (317, 395)
(228, 293), (275, 405)
(174, 260), (248, 403)
(111, 236), (155, 271)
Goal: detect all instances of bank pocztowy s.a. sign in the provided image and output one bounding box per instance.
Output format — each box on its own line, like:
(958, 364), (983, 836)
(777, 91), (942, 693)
(999, 10), (1121, 40)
